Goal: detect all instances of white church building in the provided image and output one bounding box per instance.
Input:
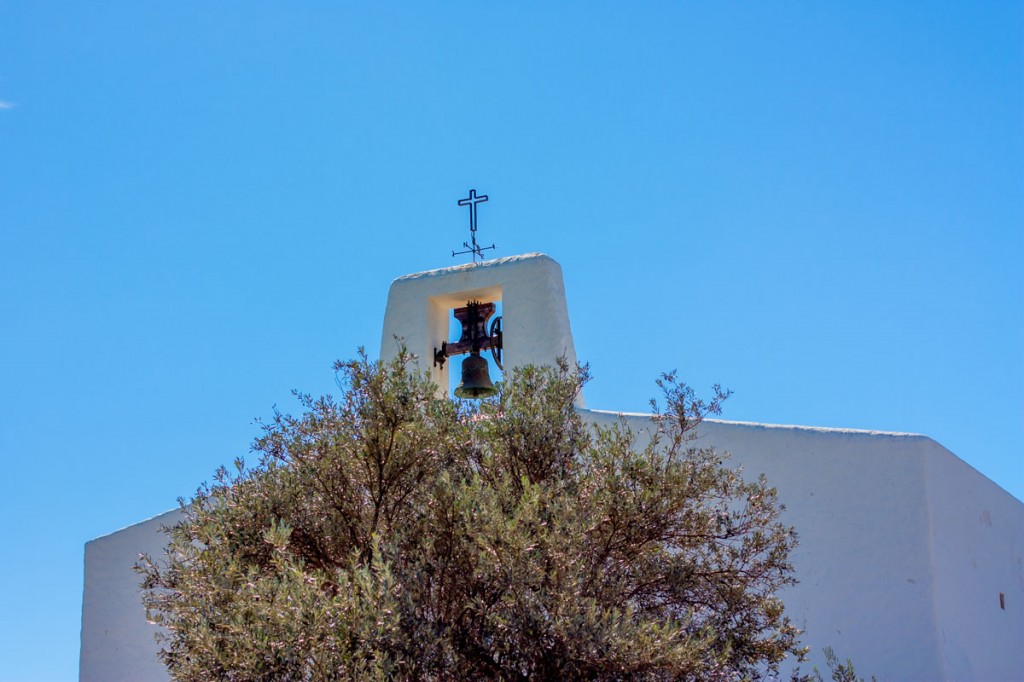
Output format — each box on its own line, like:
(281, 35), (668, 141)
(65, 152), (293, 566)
(81, 253), (1024, 681)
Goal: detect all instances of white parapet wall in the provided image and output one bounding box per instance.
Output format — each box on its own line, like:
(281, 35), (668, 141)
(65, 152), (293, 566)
(585, 411), (1024, 681)
(81, 253), (1024, 681)
(80, 509), (181, 682)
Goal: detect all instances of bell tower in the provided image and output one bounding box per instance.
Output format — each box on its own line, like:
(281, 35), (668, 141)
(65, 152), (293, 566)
(379, 253), (581, 403)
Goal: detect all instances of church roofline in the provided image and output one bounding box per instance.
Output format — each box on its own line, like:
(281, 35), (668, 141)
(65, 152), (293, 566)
(582, 407), (928, 439)
(390, 252), (553, 284)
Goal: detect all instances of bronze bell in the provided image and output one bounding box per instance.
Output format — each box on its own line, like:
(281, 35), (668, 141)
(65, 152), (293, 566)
(454, 353), (497, 399)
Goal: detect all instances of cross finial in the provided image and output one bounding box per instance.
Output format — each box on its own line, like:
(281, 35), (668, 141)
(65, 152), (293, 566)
(459, 189), (487, 232)
(453, 188), (495, 263)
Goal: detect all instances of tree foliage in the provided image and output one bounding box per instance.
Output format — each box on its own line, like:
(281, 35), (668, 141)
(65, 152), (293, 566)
(804, 648), (877, 682)
(138, 351), (806, 681)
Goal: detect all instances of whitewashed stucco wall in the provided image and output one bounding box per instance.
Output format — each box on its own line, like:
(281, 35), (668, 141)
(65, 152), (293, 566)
(80, 509), (180, 682)
(80, 254), (1024, 681)
(925, 448), (1023, 680)
(586, 411), (1024, 680)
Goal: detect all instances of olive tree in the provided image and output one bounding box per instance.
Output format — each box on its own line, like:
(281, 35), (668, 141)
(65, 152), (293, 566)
(138, 351), (807, 681)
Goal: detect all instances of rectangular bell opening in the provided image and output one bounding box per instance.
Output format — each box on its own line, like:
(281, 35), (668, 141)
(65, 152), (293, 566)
(447, 299), (504, 399)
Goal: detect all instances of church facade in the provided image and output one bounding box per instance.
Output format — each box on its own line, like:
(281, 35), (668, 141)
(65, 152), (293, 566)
(81, 254), (1023, 681)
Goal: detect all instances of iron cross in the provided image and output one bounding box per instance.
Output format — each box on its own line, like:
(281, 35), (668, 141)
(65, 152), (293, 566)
(458, 189), (488, 233)
(453, 188), (495, 263)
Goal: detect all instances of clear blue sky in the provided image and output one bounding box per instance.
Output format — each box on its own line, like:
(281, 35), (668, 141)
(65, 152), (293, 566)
(1, 2), (1021, 679)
